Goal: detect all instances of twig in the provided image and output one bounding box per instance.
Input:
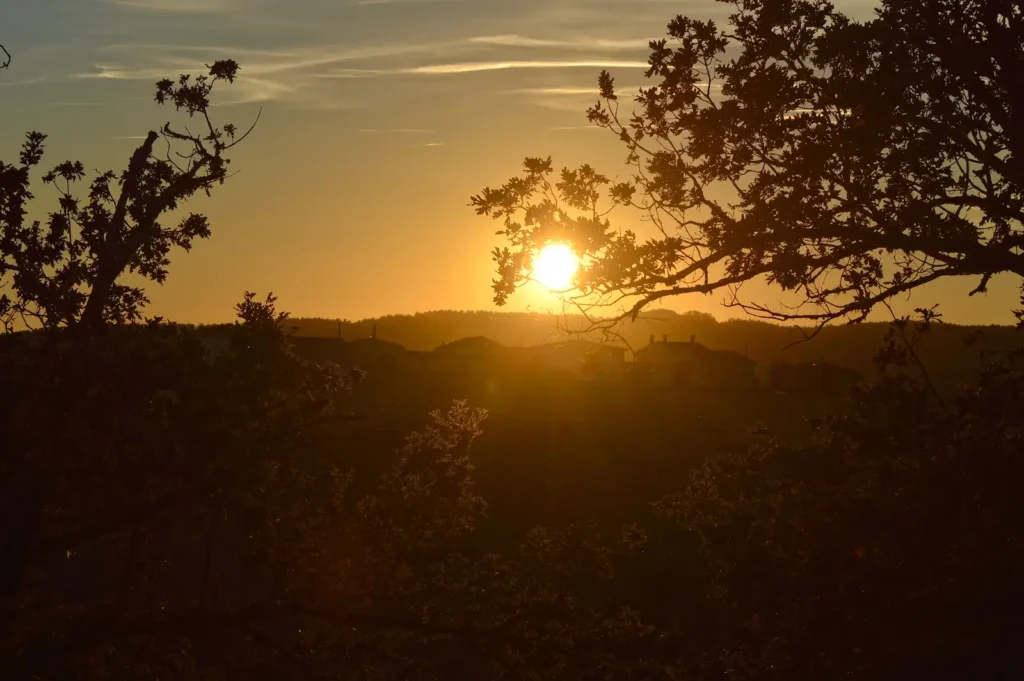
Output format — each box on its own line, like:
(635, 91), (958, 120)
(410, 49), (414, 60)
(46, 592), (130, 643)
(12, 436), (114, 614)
(882, 301), (945, 407)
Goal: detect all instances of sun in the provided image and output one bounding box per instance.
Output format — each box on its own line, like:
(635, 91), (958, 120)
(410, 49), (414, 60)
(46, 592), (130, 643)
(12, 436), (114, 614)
(533, 243), (579, 291)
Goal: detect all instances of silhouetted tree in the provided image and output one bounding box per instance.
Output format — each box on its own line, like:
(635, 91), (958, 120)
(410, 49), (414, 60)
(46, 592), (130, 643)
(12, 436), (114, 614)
(1, 43), (10, 70)
(474, 0), (1024, 328)
(643, 342), (1024, 679)
(0, 59), (257, 331)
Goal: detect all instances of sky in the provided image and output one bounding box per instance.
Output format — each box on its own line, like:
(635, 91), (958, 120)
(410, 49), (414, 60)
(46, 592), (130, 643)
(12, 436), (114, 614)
(1, 0), (1020, 326)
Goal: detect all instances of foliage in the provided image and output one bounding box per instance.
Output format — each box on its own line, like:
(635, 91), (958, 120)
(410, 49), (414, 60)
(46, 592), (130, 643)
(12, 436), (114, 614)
(0, 59), (255, 331)
(648, 349), (1024, 679)
(5, 285), (1022, 679)
(474, 0), (1024, 328)
(0, 290), (668, 679)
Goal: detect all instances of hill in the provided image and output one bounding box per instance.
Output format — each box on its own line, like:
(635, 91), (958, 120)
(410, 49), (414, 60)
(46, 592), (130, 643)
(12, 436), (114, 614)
(279, 310), (1022, 392)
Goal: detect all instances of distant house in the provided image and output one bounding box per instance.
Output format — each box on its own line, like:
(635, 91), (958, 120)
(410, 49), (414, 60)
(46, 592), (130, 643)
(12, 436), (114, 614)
(768, 362), (861, 396)
(431, 336), (511, 374)
(288, 323), (405, 368)
(435, 336), (507, 356)
(346, 336), (405, 368)
(522, 340), (627, 380)
(635, 335), (756, 388)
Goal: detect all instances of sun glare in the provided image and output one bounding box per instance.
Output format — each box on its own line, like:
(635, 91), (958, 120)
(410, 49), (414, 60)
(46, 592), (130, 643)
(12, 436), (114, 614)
(534, 244), (579, 291)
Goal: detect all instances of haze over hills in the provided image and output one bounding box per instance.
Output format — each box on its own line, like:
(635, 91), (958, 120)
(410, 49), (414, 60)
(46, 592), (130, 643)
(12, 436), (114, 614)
(266, 310), (1022, 391)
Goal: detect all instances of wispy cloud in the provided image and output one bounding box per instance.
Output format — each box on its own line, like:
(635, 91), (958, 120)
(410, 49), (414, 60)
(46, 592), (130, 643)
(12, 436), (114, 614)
(469, 35), (651, 50)
(360, 128), (435, 134)
(355, 0), (463, 5)
(70, 33), (650, 110)
(0, 77), (46, 88)
(82, 40), (465, 80)
(511, 87), (599, 96)
(107, 0), (236, 12)
(406, 60), (649, 75)
(314, 68), (391, 79)
(75, 64), (175, 81)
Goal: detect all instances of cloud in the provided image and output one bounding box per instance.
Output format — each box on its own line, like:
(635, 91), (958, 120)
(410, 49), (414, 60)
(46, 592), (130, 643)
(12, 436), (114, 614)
(84, 40), (465, 80)
(359, 128), (435, 134)
(107, 0), (236, 12)
(314, 68), (391, 79)
(0, 77), (46, 88)
(75, 65), (170, 80)
(510, 87), (599, 96)
(406, 60), (649, 75)
(469, 35), (651, 50)
(71, 35), (649, 110)
(354, 0), (462, 5)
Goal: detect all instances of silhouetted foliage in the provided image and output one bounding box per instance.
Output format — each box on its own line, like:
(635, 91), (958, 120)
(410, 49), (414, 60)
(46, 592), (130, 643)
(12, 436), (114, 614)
(5, 285), (1022, 680)
(0, 43), (10, 70)
(4, 3), (1024, 676)
(0, 59), (255, 331)
(474, 0), (1024, 329)
(0, 292), (673, 679)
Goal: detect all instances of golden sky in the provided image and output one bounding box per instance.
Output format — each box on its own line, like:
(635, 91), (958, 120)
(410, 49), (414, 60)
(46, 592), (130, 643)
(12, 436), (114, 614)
(2, 0), (1019, 325)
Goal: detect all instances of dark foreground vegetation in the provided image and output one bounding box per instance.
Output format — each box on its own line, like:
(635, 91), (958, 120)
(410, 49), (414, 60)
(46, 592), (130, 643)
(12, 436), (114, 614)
(4, 0), (1024, 678)
(4, 299), (1024, 680)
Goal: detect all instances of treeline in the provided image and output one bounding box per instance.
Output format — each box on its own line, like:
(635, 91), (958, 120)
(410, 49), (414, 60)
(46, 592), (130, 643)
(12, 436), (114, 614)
(276, 310), (1019, 392)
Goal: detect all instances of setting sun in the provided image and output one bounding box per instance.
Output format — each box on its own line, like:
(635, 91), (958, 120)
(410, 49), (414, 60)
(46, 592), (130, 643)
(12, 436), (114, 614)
(534, 244), (579, 291)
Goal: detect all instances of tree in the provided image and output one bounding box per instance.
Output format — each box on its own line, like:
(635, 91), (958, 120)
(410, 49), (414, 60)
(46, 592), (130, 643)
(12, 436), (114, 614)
(473, 0), (1024, 330)
(0, 293), (660, 680)
(0, 59), (258, 331)
(1, 43), (9, 70)
(644, 342), (1024, 680)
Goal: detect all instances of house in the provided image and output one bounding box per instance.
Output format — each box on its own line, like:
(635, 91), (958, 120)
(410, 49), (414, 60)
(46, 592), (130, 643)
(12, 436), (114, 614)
(521, 340), (627, 380)
(634, 335), (757, 388)
(286, 324), (404, 368)
(768, 362), (861, 396)
(345, 336), (405, 368)
(430, 336), (512, 374)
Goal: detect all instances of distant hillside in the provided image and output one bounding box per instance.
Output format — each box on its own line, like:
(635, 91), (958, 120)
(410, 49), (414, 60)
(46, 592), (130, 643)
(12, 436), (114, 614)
(281, 310), (1022, 392)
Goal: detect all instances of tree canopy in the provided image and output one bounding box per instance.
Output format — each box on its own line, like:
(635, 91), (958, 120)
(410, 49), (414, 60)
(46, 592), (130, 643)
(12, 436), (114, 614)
(0, 59), (256, 331)
(474, 0), (1024, 329)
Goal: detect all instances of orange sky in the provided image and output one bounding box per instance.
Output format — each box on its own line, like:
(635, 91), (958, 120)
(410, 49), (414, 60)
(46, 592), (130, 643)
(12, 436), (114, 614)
(2, 0), (1020, 326)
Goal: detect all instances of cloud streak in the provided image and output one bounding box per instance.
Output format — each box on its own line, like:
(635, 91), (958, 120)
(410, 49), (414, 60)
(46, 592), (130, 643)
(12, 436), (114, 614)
(406, 60), (649, 75)
(470, 35), (652, 50)
(107, 0), (236, 12)
(0, 77), (46, 88)
(360, 128), (435, 133)
(70, 31), (651, 110)
(355, 0), (463, 4)
(510, 87), (599, 96)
